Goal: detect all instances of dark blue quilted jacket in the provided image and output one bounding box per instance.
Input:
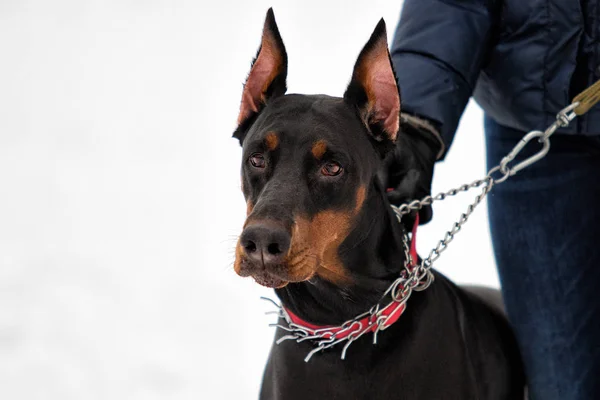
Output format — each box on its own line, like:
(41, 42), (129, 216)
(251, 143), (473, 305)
(391, 0), (600, 151)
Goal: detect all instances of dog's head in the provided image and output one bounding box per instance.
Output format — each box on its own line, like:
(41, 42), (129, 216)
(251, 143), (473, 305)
(232, 9), (402, 289)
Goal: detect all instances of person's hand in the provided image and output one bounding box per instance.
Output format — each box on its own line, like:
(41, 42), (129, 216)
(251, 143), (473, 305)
(382, 114), (444, 226)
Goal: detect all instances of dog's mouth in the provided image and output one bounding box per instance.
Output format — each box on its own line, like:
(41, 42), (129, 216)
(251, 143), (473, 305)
(249, 269), (289, 289)
(234, 253), (317, 289)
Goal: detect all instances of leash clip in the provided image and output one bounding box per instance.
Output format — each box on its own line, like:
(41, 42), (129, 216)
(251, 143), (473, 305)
(499, 130), (550, 177)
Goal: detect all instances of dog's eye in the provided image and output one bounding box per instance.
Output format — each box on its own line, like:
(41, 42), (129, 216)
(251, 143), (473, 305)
(249, 153), (266, 169)
(321, 162), (343, 177)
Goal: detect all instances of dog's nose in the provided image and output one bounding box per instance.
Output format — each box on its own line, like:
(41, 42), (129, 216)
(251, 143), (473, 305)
(240, 223), (291, 266)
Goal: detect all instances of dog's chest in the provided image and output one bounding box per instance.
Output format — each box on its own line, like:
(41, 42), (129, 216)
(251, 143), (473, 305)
(259, 309), (477, 400)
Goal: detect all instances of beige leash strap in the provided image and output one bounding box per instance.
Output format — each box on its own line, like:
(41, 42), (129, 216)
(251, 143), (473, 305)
(573, 79), (600, 115)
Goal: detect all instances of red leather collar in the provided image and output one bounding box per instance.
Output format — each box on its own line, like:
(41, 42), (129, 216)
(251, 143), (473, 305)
(282, 214), (419, 340)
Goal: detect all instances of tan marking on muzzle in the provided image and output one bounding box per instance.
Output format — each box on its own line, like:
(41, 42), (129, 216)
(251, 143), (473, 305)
(233, 238), (244, 275)
(287, 186), (367, 285)
(234, 182), (367, 287)
(301, 210), (352, 284)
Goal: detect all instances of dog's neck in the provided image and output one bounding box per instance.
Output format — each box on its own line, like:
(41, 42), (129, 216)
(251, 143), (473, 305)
(275, 178), (408, 325)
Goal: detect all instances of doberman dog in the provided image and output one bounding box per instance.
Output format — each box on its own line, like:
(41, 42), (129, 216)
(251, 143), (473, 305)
(232, 9), (525, 399)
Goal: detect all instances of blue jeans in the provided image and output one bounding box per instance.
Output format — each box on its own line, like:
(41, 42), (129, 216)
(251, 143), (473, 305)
(485, 116), (600, 399)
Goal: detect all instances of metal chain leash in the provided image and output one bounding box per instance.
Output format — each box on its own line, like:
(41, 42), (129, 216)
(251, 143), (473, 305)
(263, 102), (579, 362)
(384, 79), (600, 338)
(263, 79), (600, 362)
(393, 102), (579, 282)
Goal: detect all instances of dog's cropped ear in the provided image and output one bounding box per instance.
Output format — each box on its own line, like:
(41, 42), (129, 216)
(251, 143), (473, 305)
(344, 19), (400, 148)
(233, 8), (288, 143)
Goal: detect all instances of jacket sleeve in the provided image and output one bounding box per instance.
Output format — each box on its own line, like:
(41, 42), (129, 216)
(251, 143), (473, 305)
(390, 0), (498, 157)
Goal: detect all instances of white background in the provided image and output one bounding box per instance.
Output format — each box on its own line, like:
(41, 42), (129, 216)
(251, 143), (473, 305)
(0, 1), (498, 399)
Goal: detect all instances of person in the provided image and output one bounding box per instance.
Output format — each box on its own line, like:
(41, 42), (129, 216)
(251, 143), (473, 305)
(385, 1), (600, 399)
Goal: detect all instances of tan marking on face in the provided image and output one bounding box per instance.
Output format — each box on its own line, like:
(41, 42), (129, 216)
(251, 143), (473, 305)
(233, 238), (244, 275)
(233, 183), (368, 287)
(354, 185), (366, 214)
(311, 140), (327, 160)
(246, 200), (254, 216)
(265, 132), (279, 151)
(293, 186), (367, 284)
(288, 210), (352, 285)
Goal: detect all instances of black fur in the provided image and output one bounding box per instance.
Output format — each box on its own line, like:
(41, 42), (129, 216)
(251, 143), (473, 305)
(233, 11), (525, 399)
